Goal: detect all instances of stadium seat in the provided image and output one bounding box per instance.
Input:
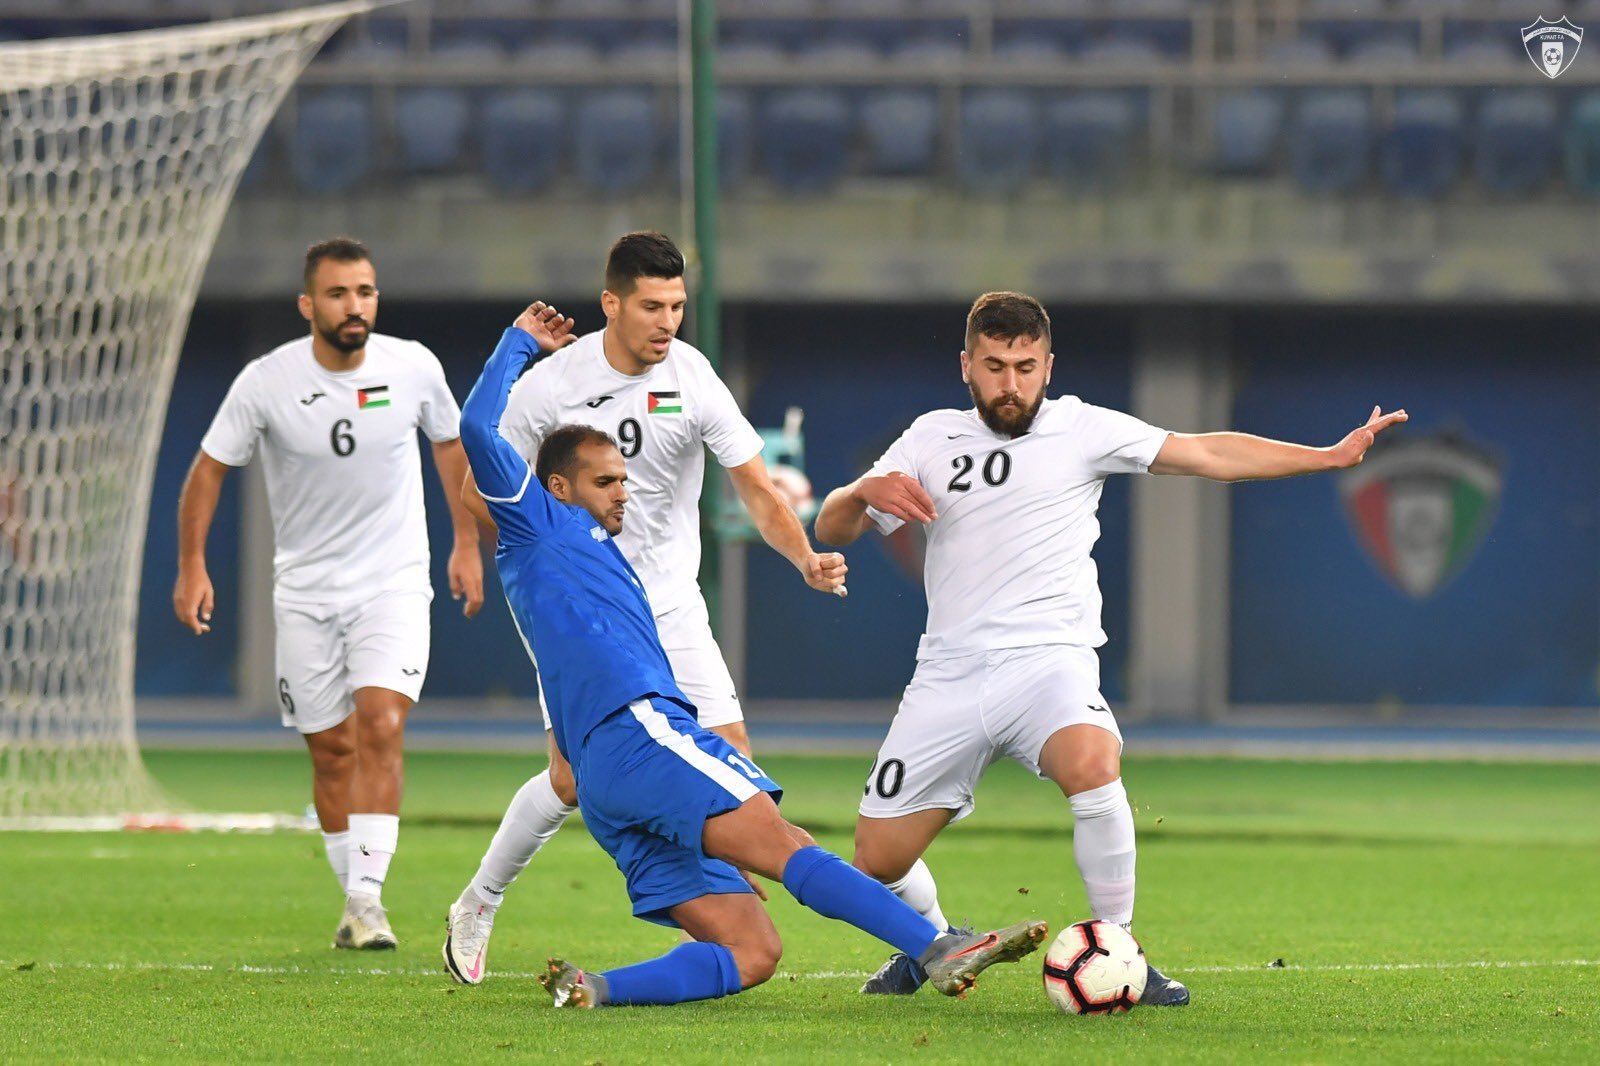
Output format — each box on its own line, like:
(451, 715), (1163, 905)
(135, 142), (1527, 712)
(480, 89), (565, 193)
(1260, 36), (1337, 67)
(1288, 90), (1372, 194)
(1443, 37), (1521, 69)
(574, 89), (660, 196)
(993, 20), (1089, 58)
(759, 88), (853, 194)
(1565, 92), (1600, 195)
(890, 35), (968, 66)
(720, 18), (815, 54)
(394, 88), (473, 172)
(1475, 91), (1558, 195)
(1347, 35), (1420, 67)
(798, 39), (884, 66)
(607, 39), (678, 66)
(1381, 91), (1465, 199)
(1104, 18), (1192, 59)
(859, 88), (940, 176)
(429, 33), (507, 62)
(1213, 89), (1285, 174)
(1043, 92), (1141, 190)
(289, 89), (373, 194)
(993, 35), (1074, 63)
(517, 36), (603, 70)
(1078, 33), (1169, 67)
(956, 89), (1041, 194)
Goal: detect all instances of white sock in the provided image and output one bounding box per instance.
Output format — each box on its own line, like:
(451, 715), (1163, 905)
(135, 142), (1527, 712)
(321, 829), (350, 893)
(884, 858), (951, 933)
(346, 813), (399, 902)
(1069, 778), (1137, 926)
(467, 770), (576, 908)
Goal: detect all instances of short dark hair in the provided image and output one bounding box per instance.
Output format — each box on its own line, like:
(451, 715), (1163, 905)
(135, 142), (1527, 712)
(604, 231), (685, 297)
(536, 424), (620, 491)
(304, 236), (371, 291)
(964, 291), (1052, 353)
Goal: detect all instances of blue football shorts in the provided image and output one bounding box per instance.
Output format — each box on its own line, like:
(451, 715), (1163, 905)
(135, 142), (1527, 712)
(575, 696), (783, 927)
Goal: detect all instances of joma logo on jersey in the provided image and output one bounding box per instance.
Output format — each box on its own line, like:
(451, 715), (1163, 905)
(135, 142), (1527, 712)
(1339, 429), (1502, 599)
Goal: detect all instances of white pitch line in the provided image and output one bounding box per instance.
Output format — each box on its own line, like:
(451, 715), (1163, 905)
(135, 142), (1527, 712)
(3, 958), (1598, 980)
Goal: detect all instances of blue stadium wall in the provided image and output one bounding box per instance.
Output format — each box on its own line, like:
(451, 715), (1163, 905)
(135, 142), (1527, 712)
(139, 304), (1599, 710)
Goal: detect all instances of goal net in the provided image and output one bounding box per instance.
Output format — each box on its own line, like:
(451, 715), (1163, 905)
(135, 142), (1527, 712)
(0, 2), (375, 828)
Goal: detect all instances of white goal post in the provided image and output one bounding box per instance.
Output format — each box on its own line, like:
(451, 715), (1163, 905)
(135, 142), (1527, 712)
(0, 2), (378, 827)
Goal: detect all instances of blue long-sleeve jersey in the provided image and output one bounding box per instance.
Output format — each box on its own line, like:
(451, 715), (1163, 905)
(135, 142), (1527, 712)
(460, 327), (690, 761)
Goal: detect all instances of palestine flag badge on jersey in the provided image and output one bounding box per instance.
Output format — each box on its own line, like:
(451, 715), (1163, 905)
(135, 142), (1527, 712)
(357, 386), (390, 410)
(647, 391), (682, 415)
(1338, 428), (1502, 600)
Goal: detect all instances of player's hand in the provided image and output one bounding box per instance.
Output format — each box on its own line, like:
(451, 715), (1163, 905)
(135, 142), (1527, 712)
(173, 567), (214, 635)
(801, 551), (848, 598)
(855, 472), (937, 525)
(512, 301), (578, 352)
(448, 542), (485, 618)
(741, 870), (770, 901)
(1327, 406), (1408, 469)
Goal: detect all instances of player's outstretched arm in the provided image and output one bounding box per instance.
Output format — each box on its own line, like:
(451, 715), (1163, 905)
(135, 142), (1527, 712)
(173, 451), (231, 635)
(1149, 406), (1408, 483)
(727, 455), (847, 596)
(815, 472), (937, 546)
(460, 305), (577, 534)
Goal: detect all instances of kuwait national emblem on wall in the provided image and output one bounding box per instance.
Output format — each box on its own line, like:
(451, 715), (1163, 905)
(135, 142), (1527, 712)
(1338, 430), (1502, 599)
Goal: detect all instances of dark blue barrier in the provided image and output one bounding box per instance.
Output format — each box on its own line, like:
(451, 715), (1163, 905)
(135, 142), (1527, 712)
(1229, 313), (1600, 708)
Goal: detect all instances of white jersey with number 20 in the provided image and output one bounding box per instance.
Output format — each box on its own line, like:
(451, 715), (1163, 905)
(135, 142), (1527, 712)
(866, 396), (1169, 660)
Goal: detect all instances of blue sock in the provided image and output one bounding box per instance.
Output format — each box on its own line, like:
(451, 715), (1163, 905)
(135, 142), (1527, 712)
(599, 941), (743, 1006)
(782, 845), (939, 958)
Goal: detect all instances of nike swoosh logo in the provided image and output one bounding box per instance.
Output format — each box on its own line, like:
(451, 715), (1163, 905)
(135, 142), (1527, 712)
(466, 949), (485, 981)
(585, 395), (614, 408)
(947, 932), (1000, 960)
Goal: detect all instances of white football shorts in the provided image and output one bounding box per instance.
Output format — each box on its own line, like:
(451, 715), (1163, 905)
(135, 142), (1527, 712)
(273, 588), (433, 735)
(858, 643), (1122, 824)
(537, 597), (745, 732)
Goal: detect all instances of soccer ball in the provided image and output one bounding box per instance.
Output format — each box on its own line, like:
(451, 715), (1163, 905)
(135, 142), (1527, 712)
(1042, 920), (1146, 1015)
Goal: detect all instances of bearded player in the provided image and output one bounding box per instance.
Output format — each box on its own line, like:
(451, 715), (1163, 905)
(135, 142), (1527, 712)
(444, 232), (844, 984)
(814, 291), (1407, 1004)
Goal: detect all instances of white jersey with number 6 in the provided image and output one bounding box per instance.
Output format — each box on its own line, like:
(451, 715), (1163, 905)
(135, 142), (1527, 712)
(200, 333), (461, 606)
(865, 397), (1169, 660)
(499, 329), (764, 619)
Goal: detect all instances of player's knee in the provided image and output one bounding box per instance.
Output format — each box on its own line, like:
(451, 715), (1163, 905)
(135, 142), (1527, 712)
(310, 736), (356, 779)
(732, 933), (783, 988)
(1063, 752), (1120, 796)
(850, 834), (910, 885)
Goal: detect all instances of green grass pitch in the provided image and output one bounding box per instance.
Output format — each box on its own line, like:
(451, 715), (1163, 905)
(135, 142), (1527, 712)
(2, 750), (1595, 1063)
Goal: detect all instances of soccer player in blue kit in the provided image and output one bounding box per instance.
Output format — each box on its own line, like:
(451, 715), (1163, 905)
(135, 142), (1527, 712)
(458, 301), (1047, 1008)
